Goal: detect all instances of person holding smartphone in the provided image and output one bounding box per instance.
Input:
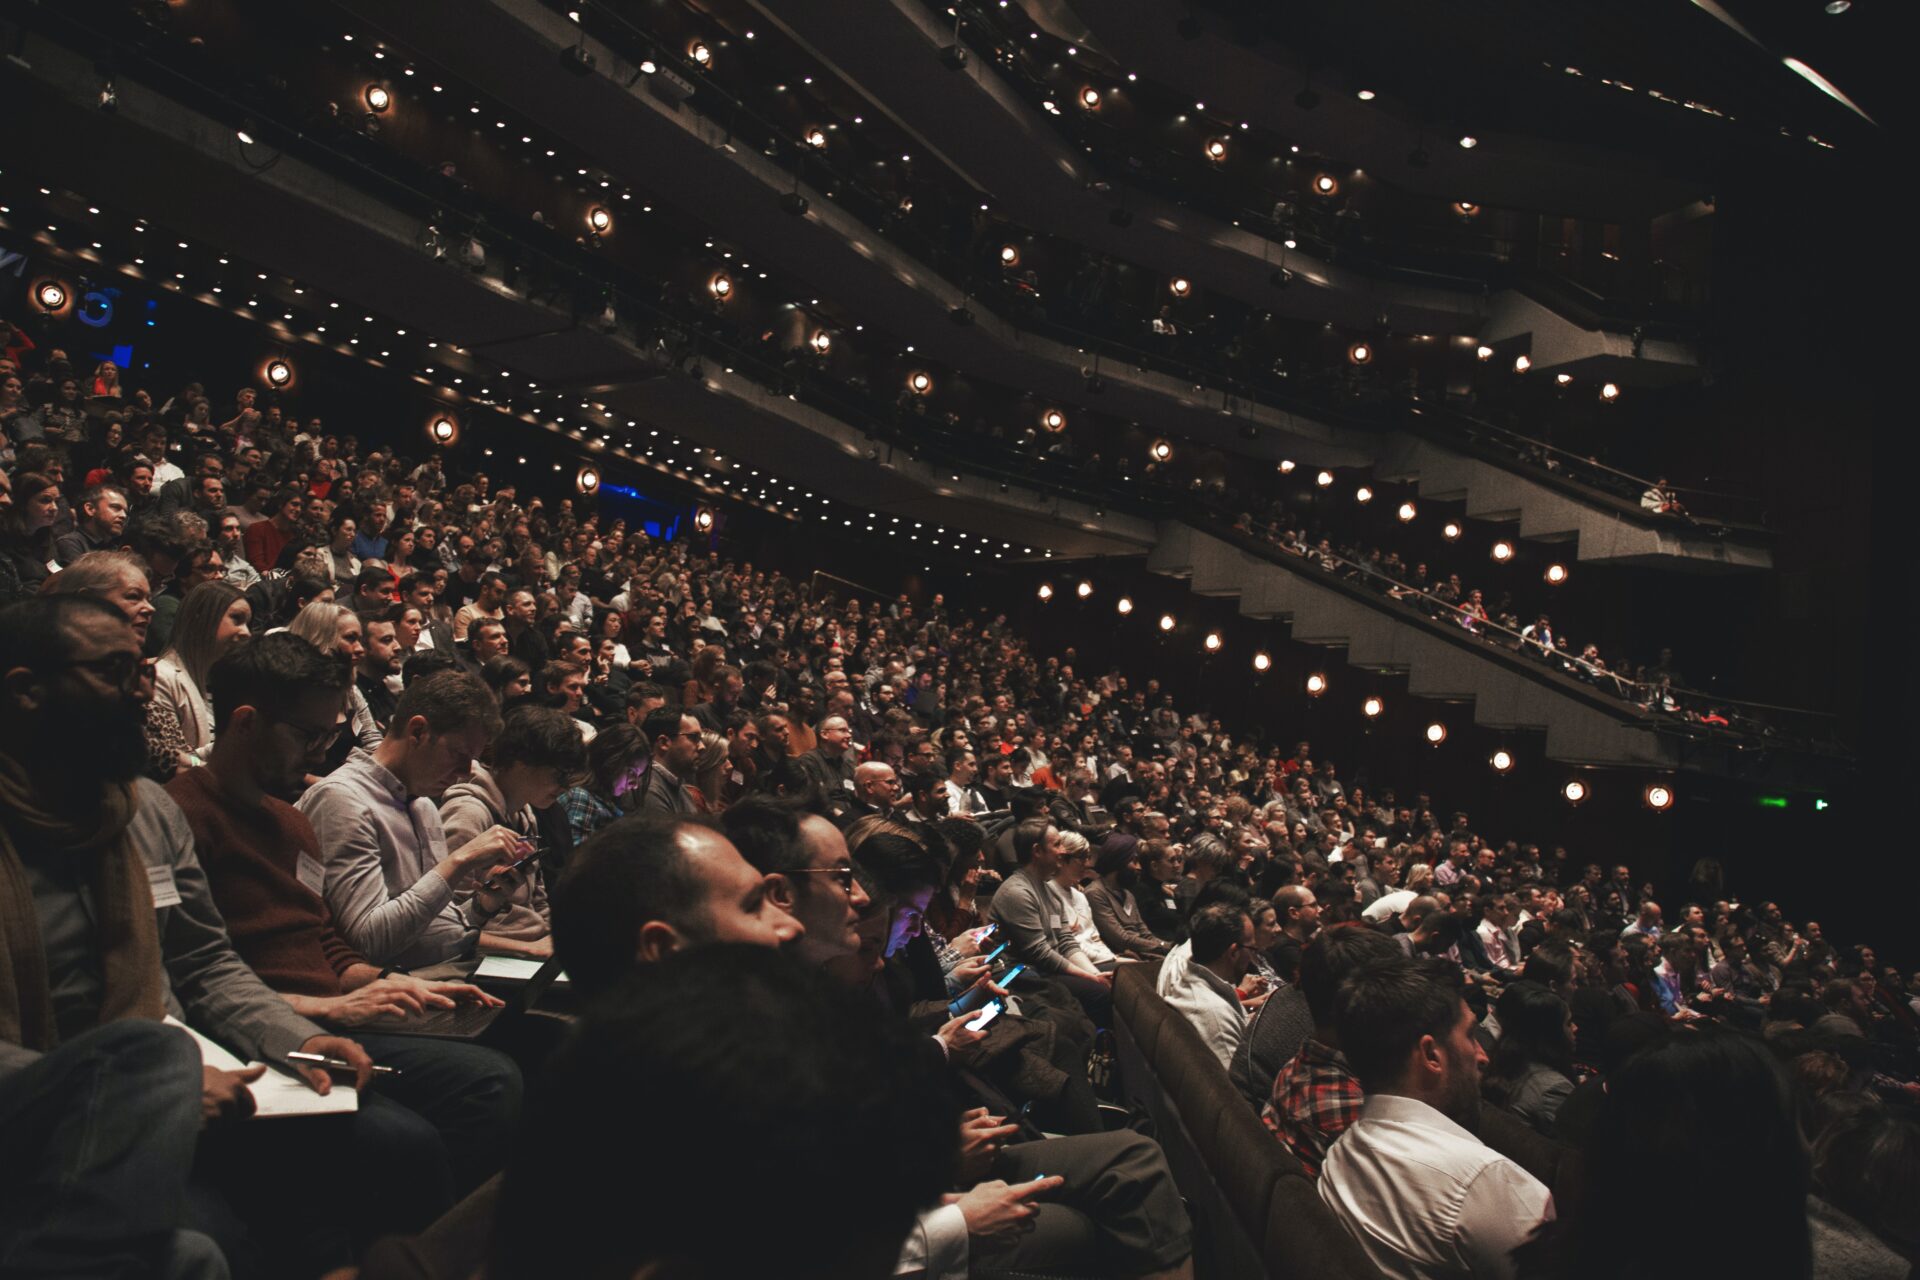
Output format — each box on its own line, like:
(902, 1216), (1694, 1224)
(987, 819), (1114, 1024)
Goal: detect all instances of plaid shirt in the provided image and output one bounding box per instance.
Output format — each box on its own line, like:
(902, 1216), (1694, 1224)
(560, 786), (621, 847)
(1261, 1037), (1363, 1177)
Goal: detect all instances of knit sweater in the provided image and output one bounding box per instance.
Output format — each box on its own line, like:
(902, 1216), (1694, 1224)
(166, 766), (365, 997)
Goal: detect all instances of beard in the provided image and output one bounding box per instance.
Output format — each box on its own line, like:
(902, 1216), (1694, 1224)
(1116, 866), (1140, 890)
(43, 692), (150, 788)
(1440, 1056), (1484, 1130)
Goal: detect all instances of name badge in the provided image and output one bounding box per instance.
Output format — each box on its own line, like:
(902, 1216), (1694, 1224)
(146, 863), (183, 909)
(296, 853), (327, 897)
(843, 778), (856, 792)
(731, 770), (745, 786)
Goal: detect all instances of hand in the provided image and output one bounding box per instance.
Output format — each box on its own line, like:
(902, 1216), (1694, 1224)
(955, 1107), (1021, 1184)
(936, 1012), (989, 1057)
(313, 977), (440, 1026)
(951, 928), (985, 959)
(202, 1064), (263, 1124)
(445, 826), (534, 884)
(949, 955), (990, 988)
(473, 861), (529, 914)
(947, 1176), (1063, 1237)
(293, 1035), (374, 1092)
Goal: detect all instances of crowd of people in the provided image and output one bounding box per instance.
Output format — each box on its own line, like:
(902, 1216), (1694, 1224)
(1, 330), (1911, 1280)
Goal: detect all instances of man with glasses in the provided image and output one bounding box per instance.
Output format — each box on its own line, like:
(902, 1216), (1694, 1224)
(721, 798), (870, 970)
(633, 705), (702, 815)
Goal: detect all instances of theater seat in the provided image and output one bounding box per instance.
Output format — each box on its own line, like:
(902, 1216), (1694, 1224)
(352, 1176), (500, 1280)
(1475, 1105), (1584, 1207)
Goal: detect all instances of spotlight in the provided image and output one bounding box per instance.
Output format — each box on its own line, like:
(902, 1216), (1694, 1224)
(1355, 486), (1374, 503)
(1457, 134), (1478, 149)
(1041, 408), (1067, 431)
(688, 40), (712, 67)
(1305, 672), (1327, 697)
(1253, 652), (1271, 672)
(1451, 202), (1482, 219)
(1116, 596), (1134, 615)
(1554, 373), (1573, 386)
(1348, 341), (1373, 365)
(907, 371), (933, 395)
(1313, 174), (1340, 196)
(1204, 137), (1228, 162)
(809, 330), (832, 355)
(1475, 344), (1495, 361)
(1425, 721), (1447, 744)
(1169, 277), (1192, 297)
(1562, 779), (1588, 806)
(708, 272), (733, 300)
(1278, 460), (1296, 474)
(1158, 613), (1176, 633)
(1397, 501), (1417, 522)
(1356, 88), (1377, 101)
(426, 413), (458, 445)
(1544, 563), (1568, 585)
(1644, 783), (1674, 812)
(693, 507), (716, 533)
(364, 84), (391, 113)
(31, 279), (69, 313)
(1079, 86), (1101, 109)
(236, 122), (257, 145)
(1363, 696), (1384, 719)
(1037, 583), (1055, 601)
(804, 127), (827, 149)
(1599, 382), (1621, 403)
(1204, 632), (1223, 653)
(1491, 540), (1515, 563)
(263, 356), (295, 388)
(1149, 439), (1173, 463)
(779, 191), (810, 217)
(1442, 521), (1462, 541)
(1315, 470), (1334, 488)
(1512, 354), (1532, 374)
(1000, 244), (1021, 266)
(586, 205), (612, 234)
(1490, 749), (1514, 774)
(1076, 580), (1094, 600)
(576, 465), (601, 494)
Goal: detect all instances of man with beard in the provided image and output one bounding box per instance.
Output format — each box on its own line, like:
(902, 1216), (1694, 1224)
(356, 608), (405, 732)
(0, 595), (369, 1278)
(1318, 958), (1553, 1278)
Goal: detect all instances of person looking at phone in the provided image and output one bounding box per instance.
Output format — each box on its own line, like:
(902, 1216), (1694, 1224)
(440, 704), (587, 959)
(299, 670), (529, 968)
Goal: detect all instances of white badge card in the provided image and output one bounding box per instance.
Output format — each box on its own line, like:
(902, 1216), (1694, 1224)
(146, 863), (183, 909)
(296, 853), (327, 896)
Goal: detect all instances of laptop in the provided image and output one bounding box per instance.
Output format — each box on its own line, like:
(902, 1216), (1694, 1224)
(355, 956), (565, 1040)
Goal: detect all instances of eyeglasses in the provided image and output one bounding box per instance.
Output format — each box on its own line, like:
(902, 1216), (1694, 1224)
(59, 653), (155, 690)
(273, 715), (343, 751)
(787, 864), (857, 893)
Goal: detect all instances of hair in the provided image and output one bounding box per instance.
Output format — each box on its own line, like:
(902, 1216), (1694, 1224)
(584, 724), (647, 799)
(848, 828), (943, 902)
(1521, 940), (1577, 993)
(494, 704), (588, 778)
(42, 549), (149, 599)
(479, 655), (533, 700)
(5, 471), (57, 536)
(1488, 980), (1574, 1091)
(1299, 924), (1405, 1027)
(78, 482), (127, 518)
(401, 647), (461, 688)
(1189, 902), (1251, 965)
(163, 580), (247, 694)
(490, 946), (956, 1280)
(0, 594), (127, 680)
(389, 670), (503, 741)
(1811, 1104), (1920, 1251)
(206, 631), (350, 733)
(1334, 957), (1463, 1092)
(540, 658), (586, 691)
(642, 704), (690, 752)
(1010, 816), (1052, 865)
(718, 795), (809, 878)
(551, 814), (717, 998)
(287, 601), (356, 655)
(626, 681), (669, 713)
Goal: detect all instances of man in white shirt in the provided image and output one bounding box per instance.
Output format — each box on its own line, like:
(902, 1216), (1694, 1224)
(1154, 903), (1253, 1068)
(1319, 958), (1553, 1279)
(1475, 896), (1524, 976)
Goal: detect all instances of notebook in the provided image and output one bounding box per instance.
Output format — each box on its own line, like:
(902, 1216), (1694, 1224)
(164, 1016), (358, 1119)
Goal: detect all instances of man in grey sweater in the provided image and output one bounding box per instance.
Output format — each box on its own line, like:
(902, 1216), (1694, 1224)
(987, 817), (1114, 1023)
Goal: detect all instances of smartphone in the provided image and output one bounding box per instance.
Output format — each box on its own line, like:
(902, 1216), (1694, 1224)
(481, 843), (543, 892)
(982, 942), (1010, 964)
(972, 923), (999, 944)
(997, 963), (1027, 987)
(966, 1000), (1004, 1031)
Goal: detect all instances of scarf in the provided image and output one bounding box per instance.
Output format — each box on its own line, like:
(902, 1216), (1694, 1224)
(0, 756), (164, 1052)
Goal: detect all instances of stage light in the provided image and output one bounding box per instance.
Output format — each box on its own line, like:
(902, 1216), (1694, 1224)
(426, 414), (458, 445)
(1491, 540), (1515, 562)
(1555, 373), (1573, 386)
(1116, 596), (1134, 615)
(1458, 134), (1479, 149)
(31, 279), (68, 313)
(1169, 277), (1191, 297)
(1355, 88), (1376, 101)
(1544, 563), (1568, 585)
(1079, 86), (1101, 109)
(1041, 407), (1066, 431)
(1452, 201), (1482, 218)
(1356, 486), (1374, 503)
(263, 357), (295, 388)
(808, 330), (832, 355)
(1397, 501), (1417, 522)
(688, 40), (712, 66)
(1306, 672), (1327, 697)
(1313, 173), (1339, 196)
(1513, 354), (1532, 373)
(1205, 138), (1228, 162)
(1037, 583), (1054, 601)
(908, 371), (933, 395)
(804, 127), (827, 149)
(693, 507), (716, 533)
(1278, 460), (1296, 474)
(1149, 439), (1173, 463)
(1562, 779), (1588, 806)
(585, 205), (612, 233)
(1204, 632), (1222, 653)
(1158, 613), (1176, 633)
(1600, 382), (1621, 403)
(1645, 783), (1674, 811)
(708, 272), (733, 299)
(1000, 244), (1020, 265)
(576, 465), (601, 494)
(236, 124), (257, 145)
(1476, 344), (1495, 361)
(1076, 580), (1093, 599)
(1348, 341), (1373, 365)
(1490, 749), (1514, 773)
(1315, 470), (1335, 488)
(1253, 652), (1271, 672)
(364, 84), (391, 113)
(1442, 521), (1462, 541)
(1425, 721), (1447, 744)
(1363, 696), (1385, 719)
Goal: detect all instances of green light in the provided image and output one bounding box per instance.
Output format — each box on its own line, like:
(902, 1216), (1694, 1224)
(1814, 798), (1830, 812)
(1757, 795), (1789, 809)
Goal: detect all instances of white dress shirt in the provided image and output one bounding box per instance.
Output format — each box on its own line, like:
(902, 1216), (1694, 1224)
(1319, 1093), (1554, 1280)
(1154, 940), (1249, 1069)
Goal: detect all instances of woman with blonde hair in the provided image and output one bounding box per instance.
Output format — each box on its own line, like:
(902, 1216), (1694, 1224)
(153, 580), (251, 768)
(287, 601), (383, 772)
(689, 729), (731, 814)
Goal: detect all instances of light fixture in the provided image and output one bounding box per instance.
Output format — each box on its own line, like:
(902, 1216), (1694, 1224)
(31, 278), (69, 313)
(1355, 88), (1377, 101)
(1000, 244), (1021, 266)
(907, 371), (933, 395)
(1149, 438), (1173, 463)
(1204, 137), (1228, 162)
(1313, 173), (1340, 196)
(688, 40), (712, 66)
(1442, 521), (1462, 541)
(1645, 783), (1674, 812)
(576, 465), (601, 494)
(708, 272), (733, 299)
(1554, 373), (1574, 387)
(804, 127), (827, 149)
(1599, 382), (1621, 403)
(1490, 749), (1514, 774)
(1562, 779), (1589, 806)
(1305, 672), (1327, 697)
(585, 205), (612, 234)
(1116, 596), (1134, 615)
(1425, 721), (1447, 745)
(426, 413), (458, 445)
(1278, 460), (1296, 474)
(693, 507), (716, 533)
(1475, 344), (1495, 361)
(1037, 583), (1055, 601)
(1203, 632), (1223, 653)
(1169, 277), (1191, 297)
(1315, 470), (1335, 488)
(1397, 501), (1417, 522)
(809, 330), (832, 355)
(1253, 652), (1271, 672)
(1513, 354), (1532, 374)
(1362, 696), (1385, 719)
(1075, 580), (1094, 599)
(1451, 201), (1482, 219)
(1458, 134), (1479, 149)
(1356, 486), (1374, 503)
(236, 124), (257, 145)
(262, 356), (295, 388)
(364, 84), (392, 113)
(1158, 613), (1176, 633)
(1491, 540), (1515, 563)
(1348, 341), (1373, 365)
(1079, 86), (1101, 109)
(1041, 407), (1066, 431)
(1544, 563), (1568, 585)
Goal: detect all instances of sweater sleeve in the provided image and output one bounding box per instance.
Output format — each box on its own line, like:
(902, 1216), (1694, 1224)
(301, 781), (456, 968)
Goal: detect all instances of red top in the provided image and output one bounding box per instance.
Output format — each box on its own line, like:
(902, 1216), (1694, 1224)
(245, 518), (289, 573)
(166, 766), (366, 997)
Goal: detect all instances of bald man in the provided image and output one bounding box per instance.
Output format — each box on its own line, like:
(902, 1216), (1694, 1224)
(800, 714), (857, 814)
(842, 761), (901, 828)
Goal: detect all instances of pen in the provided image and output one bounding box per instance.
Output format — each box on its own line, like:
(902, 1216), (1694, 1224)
(286, 1051), (401, 1076)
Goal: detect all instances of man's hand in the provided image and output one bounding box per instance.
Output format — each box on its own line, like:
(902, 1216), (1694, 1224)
(949, 955), (990, 988)
(951, 928), (985, 959)
(394, 974), (505, 1008)
(292, 1035), (375, 1092)
(202, 1065), (263, 1124)
(954, 1107), (1021, 1185)
(473, 861), (529, 914)
(442, 826), (533, 889)
(946, 1176), (1063, 1237)
(936, 1012), (990, 1057)
(312, 978), (436, 1027)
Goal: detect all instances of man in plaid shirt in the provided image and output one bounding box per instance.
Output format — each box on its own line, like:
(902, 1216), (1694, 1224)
(1260, 923), (1403, 1174)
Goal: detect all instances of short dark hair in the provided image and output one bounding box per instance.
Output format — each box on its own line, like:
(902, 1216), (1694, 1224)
(540, 658), (586, 690)
(354, 566), (391, 594)
(207, 632), (350, 732)
(1010, 817), (1051, 865)
(494, 704), (588, 778)
(1298, 923), (1403, 1026)
(718, 796), (809, 878)
(1334, 957), (1464, 1091)
(849, 830), (942, 901)
(389, 670), (502, 741)
(641, 704), (690, 749)
(401, 647), (461, 687)
(551, 814), (716, 998)
(625, 682), (669, 712)
(0, 595), (125, 678)
(1189, 903), (1251, 965)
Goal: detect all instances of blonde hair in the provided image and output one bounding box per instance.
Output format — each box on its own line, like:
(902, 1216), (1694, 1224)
(42, 550), (148, 598)
(287, 601), (357, 655)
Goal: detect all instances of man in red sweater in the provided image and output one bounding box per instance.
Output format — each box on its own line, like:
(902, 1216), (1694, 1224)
(167, 632), (523, 1233)
(242, 487), (305, 574)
